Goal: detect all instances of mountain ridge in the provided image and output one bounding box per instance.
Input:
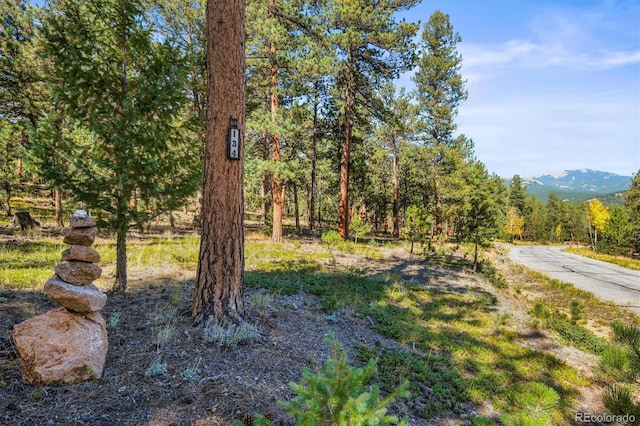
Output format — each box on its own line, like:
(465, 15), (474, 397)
(507, 169), (633, 203)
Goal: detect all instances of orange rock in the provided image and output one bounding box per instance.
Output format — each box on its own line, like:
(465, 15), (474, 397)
(12, 307), (108, 385)
(44, 275), (107, 312)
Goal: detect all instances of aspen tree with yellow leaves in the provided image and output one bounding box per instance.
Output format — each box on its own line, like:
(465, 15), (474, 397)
(587, 199), (610, 251)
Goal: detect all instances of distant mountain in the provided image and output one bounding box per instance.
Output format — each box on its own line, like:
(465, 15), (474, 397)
(511, 169), (632, 203)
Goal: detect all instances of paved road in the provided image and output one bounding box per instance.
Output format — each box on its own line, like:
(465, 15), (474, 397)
(509, 246), (640, 314)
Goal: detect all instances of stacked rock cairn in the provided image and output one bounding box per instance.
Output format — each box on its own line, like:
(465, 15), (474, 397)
(12, 210), (109, 385)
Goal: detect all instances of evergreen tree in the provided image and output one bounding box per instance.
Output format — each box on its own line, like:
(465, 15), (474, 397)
(36, 0), (200, 292)
(508, 175), (527, 215)
(191, 0), (246, 324)
(0, 0), (42, 127)
(600, 206), (635, 255)
(523, 195), (547, 241)
(375, 84), (418, 238)
(0, 120), (23, 216)
(145, 0), (207, 227)
(245, 0), (300, 241)
(412, 10), (468, 237)
(458, 161), (504, 271)
(624, 170), (640, 254)
(0, 0), (45, 216)
(546, 192), (566, 242)
(317, 0), (419, 240)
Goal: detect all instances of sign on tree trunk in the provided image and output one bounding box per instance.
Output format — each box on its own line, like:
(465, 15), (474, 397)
(191, 0), (246, 325)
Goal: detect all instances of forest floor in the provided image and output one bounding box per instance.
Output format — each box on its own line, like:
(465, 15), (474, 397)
(0, 229), (633, 425)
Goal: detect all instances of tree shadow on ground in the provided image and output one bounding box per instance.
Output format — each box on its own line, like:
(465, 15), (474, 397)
(0, 249), (583, 425)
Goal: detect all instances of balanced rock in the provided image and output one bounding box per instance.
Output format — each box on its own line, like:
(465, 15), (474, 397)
(61, 245), (101, 263)
(44, 275), (107, 313)
(63, 226), (97, 246)
(69, 216), (96, 228)
(55, 261), (102, 285)
(12, 307), (108, 385)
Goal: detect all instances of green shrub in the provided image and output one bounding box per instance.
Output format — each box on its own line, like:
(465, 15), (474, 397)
(477, 260), (508, 289)
(569, 299), (584, 324)
(321, 230), (341, 248)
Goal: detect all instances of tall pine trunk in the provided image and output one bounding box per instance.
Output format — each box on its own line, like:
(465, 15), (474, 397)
(54, 188), (64, 228)
(114, 210), (128, 292)
(269, 0), (283, 242)
(192, 0), (245, 324)
(338, 51), (354, 241)
(309, 87), (319, 232)
(391, 136), (400, 239)
(293, 182), (300, 230)
(3, 184), (11, 217)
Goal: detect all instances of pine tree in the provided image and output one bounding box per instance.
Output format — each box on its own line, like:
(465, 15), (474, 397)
(191, 0), (246, 324)
(375, 84), (417, 238)
(245, 0), (299, 241)
(0, 0), (45, 216)
(318, 0), (419, 240)
(508, 175), (527, 215)
(145, 0), (207, 228)
(36, 0), (200, 292)
(546, 192), (566, 242)
(624, 170), (640, 254)
(458, 161), (505, 271)
(412, 10), (468, 237)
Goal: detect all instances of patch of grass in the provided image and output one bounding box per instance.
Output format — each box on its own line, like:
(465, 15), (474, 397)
(107, 311), (121, 329)
(565, 247), (640, 271)
(145, 359), (168, 377)
(523, 270), (637, 326)
(0, 239), (67, 288)
(358, 346), (465, 418)
(477, 260), (508, 289)
(181, 357), (202, 382)
(356, 281), (583, 421)
(529, 304), (609, 355)
(1, 236), (201, 289)
(203, 321), (260, 347)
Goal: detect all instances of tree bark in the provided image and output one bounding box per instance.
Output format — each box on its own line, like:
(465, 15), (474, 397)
(192, 0), (246, 324)
(193, 188), (203, 231)
(293, 181), (300, 230)
(54, 188), (64, 228)
(338, 51), (354, 241)
(114, 214), (128, 292)
(3, 184), (11, 217)
(308, 84), (319, 232)
(391, 136), (400, 239)
(269, 0), (283, 243)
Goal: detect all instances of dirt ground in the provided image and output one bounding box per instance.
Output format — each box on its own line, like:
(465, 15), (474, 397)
(0, 239), (605, 426)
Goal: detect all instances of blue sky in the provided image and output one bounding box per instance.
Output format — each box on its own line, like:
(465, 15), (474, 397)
(397, 0), (640, 178)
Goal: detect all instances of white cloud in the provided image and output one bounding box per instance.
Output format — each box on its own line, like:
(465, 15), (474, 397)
(460, 3), (640, 78)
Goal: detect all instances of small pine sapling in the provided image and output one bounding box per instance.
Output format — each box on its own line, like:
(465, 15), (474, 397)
(257, 335), (410, 425)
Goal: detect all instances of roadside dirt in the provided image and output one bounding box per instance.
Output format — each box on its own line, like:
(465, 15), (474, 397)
(0, 238), (608, 425)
